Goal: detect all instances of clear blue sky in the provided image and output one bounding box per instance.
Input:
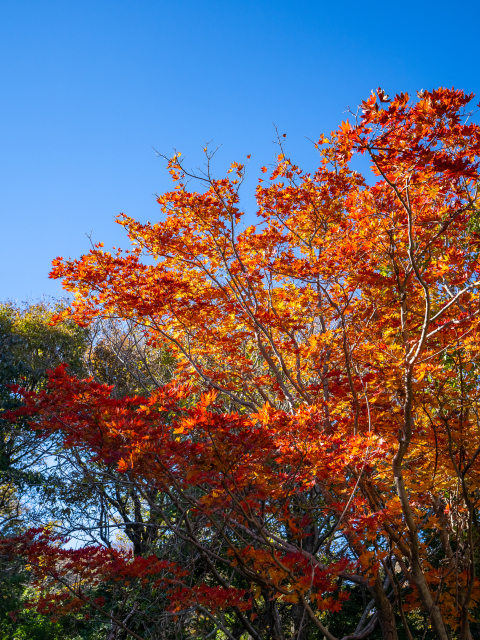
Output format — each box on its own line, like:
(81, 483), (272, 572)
(1, 0), (479, 301)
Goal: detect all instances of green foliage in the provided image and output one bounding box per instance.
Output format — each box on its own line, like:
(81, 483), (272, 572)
(0, 300), (88, 391)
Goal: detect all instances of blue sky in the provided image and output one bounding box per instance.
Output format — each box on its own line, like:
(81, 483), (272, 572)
(1, 0), (479, 301)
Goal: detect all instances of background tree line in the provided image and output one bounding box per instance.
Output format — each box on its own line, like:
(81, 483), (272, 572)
(0, 300), (177, 639)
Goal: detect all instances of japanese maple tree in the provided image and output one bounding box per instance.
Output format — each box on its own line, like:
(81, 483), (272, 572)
(3, 87), (480, 640)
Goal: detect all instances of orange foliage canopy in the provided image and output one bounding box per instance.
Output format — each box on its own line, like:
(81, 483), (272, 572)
(4, 87), (480, 640)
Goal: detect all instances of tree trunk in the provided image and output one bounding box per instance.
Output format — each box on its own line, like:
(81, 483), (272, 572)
(371, 575), (399, 640)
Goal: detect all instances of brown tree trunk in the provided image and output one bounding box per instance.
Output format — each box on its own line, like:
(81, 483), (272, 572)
(291, 602), (308, 640)
(371, 575), (399, 640)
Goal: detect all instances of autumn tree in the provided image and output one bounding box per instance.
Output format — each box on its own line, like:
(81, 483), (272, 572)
(3, 88), (480, 640)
